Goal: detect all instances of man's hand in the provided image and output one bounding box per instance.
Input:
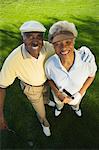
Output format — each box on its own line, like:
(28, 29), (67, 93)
(79, 46), (95, 63)
(0, 88), (7, 129)
(68, 92), (82, 105)
(0, 112), (8, 129)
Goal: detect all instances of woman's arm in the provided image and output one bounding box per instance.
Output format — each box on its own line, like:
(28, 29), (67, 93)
(79, 76), (95, 95)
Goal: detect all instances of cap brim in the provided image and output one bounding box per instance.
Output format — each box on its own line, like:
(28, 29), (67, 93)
(52, 33), (74, 43)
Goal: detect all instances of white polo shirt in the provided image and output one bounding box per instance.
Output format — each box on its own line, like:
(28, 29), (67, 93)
(45, 49), (97, 95)
(0, 41), (55, 88)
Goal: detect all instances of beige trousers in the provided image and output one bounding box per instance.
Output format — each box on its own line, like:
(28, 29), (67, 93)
(20, 81), (50, 127)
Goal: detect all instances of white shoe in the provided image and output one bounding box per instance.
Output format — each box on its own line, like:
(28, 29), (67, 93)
(55, 108), (61, 117)
(20, 81), (24, 90)
(71, 106), (82, 117)
(48, 100), (55, 107)
(41, 124), (51, 136)
(75, 109), (82, 117)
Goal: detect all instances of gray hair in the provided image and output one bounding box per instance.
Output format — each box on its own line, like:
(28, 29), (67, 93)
(48, 21), (78, 42)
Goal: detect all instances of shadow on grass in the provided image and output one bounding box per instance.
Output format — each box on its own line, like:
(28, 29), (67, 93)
(0, 23), (22, 68)
(1, 16), (99, 149)
(2, 79), (99, 149)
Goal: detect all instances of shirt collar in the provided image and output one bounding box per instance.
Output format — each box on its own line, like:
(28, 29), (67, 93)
(73, 49), (82, 69)
(21, 44), (32, 59)
(54, 54), (68, 73)
(54, 49), (81, 71)
(21, 43), (44, 60)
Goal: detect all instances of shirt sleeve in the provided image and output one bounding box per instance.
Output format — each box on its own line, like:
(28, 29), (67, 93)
(0, 58), (17, 88)
(45, 61), (51, 80)
(88, 60), (97, 77)
(45, 41), (55, 58)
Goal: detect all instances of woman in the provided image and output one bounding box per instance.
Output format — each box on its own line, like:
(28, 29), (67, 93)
(45, 21), (97, 117)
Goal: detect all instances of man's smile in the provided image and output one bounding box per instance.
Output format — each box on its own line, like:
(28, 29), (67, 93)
(32, 45), (39, 50)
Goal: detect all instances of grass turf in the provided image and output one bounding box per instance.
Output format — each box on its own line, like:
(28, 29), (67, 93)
(0, 0), (99, 149)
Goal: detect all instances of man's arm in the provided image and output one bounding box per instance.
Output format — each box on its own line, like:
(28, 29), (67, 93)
(0, 87), (8, 129)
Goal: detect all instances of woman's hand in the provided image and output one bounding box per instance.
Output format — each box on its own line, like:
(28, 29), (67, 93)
(57, 91), (72, 104)
(63, 96), (72, 104)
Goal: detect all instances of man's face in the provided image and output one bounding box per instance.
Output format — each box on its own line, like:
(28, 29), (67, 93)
(53, 38), (75, 59)
(23, 32), (43, 58)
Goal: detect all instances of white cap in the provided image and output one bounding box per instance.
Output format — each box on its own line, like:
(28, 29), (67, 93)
(48, 21), (78, 42)
(19, 21), (46, 33)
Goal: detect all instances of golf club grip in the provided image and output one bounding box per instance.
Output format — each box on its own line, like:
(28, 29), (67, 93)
(63, 89), (74, 99)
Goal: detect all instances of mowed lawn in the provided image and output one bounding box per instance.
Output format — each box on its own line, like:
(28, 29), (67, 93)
(0, 0), (99, 149)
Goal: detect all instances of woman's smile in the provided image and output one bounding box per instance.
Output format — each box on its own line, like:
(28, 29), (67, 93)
(60, 50), (70, 55)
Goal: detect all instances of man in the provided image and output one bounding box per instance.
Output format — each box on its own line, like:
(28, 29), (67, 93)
(0, 20), (95, 137)
(45, 20), (97, 117)
(0, 21), (55, 137)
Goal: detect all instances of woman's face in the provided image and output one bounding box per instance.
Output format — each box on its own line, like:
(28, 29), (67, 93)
(53, 38), (75, 59)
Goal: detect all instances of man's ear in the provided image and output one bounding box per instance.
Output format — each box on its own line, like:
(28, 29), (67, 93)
(22, 37), (25, 43)
(21, 36), (25, 43)
(21, 33), (26, 41)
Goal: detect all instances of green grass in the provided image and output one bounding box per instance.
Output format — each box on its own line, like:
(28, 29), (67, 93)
(0, 0), (99, 149)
